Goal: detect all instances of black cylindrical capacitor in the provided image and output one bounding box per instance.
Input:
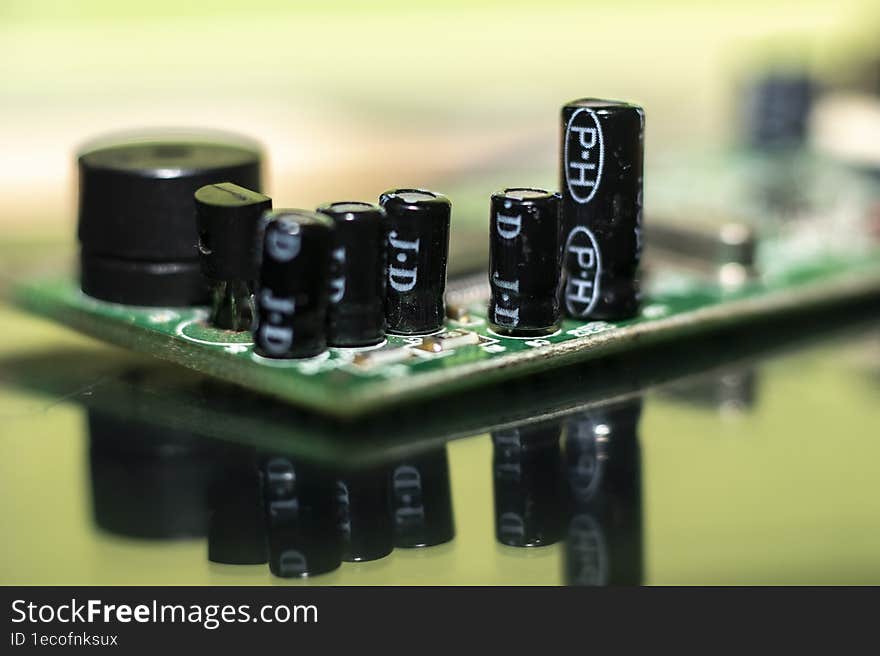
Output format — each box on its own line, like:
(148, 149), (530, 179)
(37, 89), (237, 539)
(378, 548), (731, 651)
(378, 189), (451, 335)
(560, 99), (644, 320)
(390, 448), (455, 548)
(253, 210), (334, 359)
(316, 201), (386, 346)
(488, 188), (562, 335)
(195, 182), (272, 331)
(78, 133), (262, 306)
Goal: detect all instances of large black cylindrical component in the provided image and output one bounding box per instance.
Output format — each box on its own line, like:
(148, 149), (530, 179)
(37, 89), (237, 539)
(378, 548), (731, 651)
(316, 201), (386, 347)
(253, 210), (334, 359)
(560, 100), (644, 320)
(488, 188), (562, 335)
(77, 133), (262, 306)
(79, 259), (206, 308)
(87, 410), (219, 540)
(379, 189), (451, 335)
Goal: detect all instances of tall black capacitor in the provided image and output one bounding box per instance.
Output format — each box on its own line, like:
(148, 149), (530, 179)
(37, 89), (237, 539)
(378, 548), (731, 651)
(253, 210), (333, 359)
(560, 99), (644, 320)
(316, 202), (386, 346)
(488, 188), (562, 335)
(379, 189), (451, 335)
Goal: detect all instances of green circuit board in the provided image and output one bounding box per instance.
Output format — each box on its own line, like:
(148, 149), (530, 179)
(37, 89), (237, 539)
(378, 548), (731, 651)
(12, 247), (880, 418)
(9, 146), (880, 418)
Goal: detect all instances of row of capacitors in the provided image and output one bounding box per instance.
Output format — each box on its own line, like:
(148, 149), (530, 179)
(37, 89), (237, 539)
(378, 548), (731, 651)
(75, 136), (452, 357)
(195, 186), (452, 358)
(75, 97), (643, 359)
(488, 99), (645, 335)
(241, 97), (645, 356)
(75, 135), (457, 358)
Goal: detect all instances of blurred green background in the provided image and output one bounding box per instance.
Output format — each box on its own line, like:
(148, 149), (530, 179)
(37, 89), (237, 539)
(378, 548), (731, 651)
(2, 0), (879, 238)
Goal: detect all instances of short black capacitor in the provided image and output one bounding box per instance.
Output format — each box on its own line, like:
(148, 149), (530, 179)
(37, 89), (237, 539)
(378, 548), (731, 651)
(560, 99), (644, 320)
(488, 188), (562, 335)
(78, 133), (262, 306)
(316, 201), (386, 346)
(253, 210), (334, 359)
(378, 189), (451, 335)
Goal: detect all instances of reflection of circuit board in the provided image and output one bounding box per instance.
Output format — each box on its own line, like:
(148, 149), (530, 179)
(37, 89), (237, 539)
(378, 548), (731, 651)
(13, 248), (880, 417)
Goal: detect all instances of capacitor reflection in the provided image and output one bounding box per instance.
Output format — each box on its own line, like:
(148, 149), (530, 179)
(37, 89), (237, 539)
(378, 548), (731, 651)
(85, 407), (457, 578)
(491, 398), (644, 586)
(259, 447), (456, 576)
(85, 387), (641, 584)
